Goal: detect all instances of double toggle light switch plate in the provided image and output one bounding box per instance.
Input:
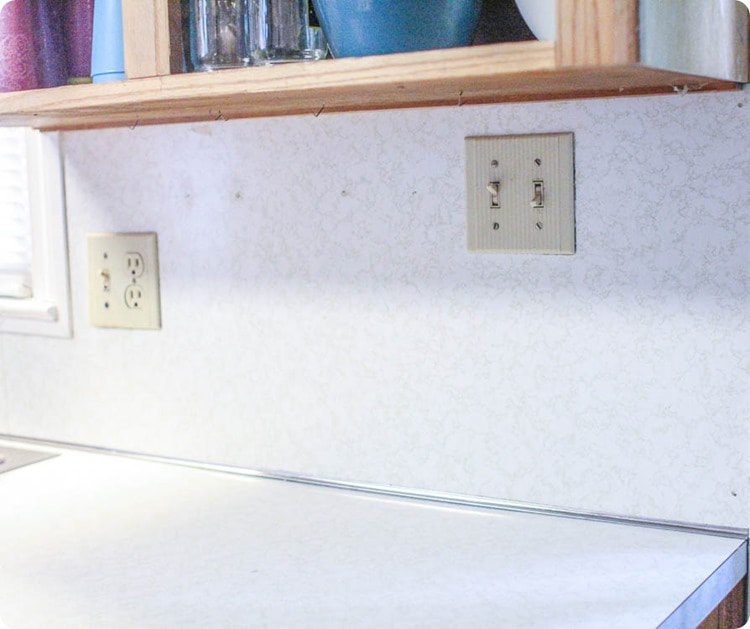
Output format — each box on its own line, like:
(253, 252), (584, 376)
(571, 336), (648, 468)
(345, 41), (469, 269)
(466, 133), (575, 254)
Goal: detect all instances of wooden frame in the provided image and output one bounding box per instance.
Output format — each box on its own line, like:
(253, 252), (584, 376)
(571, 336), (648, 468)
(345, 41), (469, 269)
(121, 0), (172, 79)
(0, 0), (746, 131)
(556, 0), (639, 67)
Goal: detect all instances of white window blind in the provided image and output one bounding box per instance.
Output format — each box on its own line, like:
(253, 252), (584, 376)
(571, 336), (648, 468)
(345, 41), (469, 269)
(0, 127), (33, 299)
(0, 129), (71, 337)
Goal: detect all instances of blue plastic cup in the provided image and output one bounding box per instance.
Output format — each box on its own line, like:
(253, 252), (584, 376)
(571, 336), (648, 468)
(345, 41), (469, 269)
(91, 0), (125, 82)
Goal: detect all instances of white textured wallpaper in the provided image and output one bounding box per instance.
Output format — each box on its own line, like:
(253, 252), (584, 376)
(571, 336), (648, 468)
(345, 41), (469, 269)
(1, 91), (748, 528)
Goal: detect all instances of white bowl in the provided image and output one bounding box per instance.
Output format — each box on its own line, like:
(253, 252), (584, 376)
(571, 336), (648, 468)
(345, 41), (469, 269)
(515, 0), (556, 41)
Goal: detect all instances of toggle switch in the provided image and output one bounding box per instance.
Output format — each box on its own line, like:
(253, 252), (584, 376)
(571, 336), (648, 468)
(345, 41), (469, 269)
(100, 269), (111, 293)
(487, 181), (500, 208)
(530, 180), (544, 208)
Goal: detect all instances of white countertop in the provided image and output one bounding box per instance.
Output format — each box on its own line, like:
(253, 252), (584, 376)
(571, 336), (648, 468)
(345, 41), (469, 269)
(0, 440), (746, 629)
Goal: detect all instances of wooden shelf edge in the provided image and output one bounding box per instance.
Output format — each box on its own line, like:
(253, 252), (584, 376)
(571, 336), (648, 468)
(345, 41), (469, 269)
(0, 41), (741, 131)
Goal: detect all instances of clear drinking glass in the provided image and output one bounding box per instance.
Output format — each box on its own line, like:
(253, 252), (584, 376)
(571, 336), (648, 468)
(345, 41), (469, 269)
(191, 0), (250, 70)
(249, 0), (327, 64)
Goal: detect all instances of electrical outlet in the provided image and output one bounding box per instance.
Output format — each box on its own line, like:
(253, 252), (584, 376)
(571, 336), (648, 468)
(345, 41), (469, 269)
(124, 284), (144, 309)
(466, 133), (575, 254)
(124, 252), (145, 278)
(87, 232), (161, 329)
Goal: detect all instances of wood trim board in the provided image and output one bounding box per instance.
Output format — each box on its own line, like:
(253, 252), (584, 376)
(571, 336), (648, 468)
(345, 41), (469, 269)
(0, 41), (740, 131)
(0, 0), (746, 131)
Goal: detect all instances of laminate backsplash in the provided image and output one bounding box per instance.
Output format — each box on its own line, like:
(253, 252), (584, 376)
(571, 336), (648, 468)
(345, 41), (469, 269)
(1, 90), (748, 528)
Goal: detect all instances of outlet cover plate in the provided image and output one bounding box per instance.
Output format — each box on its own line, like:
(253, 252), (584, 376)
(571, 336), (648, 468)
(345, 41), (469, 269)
(466, 133), (575, 254)
(87, 232), (161, 330)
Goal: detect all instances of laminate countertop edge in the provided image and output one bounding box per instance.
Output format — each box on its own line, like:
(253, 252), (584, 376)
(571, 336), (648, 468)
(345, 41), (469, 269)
(659, 542), (747, 628)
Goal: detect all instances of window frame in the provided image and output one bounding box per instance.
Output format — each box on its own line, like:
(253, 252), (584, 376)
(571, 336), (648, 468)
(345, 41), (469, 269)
(0, 130), (72, 338)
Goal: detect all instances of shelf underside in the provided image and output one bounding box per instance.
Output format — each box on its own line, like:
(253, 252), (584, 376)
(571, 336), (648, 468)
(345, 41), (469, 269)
(0, 42), (740, 131)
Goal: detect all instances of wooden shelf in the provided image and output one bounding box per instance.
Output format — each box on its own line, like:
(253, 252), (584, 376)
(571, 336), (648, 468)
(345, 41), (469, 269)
(0, 42), (741, 132)
(0, 0), (746, 131)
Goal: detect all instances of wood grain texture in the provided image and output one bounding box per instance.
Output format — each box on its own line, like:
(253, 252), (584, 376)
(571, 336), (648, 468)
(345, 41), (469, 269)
(0, 41), (739, 131)
(122, 0), (172, 79)
(700, 607), (720, 629)
(718, 577), (748, 628)
(697, 577), (748, 629)
(557, 0), (639, 67)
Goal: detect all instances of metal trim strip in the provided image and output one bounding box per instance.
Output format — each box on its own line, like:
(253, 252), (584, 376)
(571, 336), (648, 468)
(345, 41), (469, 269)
(2, 433), (747, 540)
